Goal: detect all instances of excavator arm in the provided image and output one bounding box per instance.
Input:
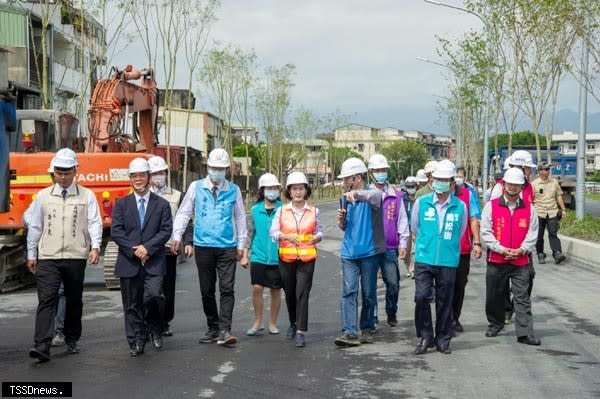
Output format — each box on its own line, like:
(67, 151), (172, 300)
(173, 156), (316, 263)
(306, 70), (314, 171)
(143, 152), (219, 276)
(86, 65), (158, 154)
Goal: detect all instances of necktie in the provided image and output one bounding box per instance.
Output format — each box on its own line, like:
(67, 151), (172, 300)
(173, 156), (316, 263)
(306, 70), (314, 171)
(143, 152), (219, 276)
(61, 189), (67, 200)
(211, 186), (218, 200)
(138, 198), (146, 226)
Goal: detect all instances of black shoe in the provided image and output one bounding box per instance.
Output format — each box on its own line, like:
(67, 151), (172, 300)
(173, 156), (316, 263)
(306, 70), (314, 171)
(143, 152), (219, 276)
(414, 338), (434, 355)
(485, 328), (501, 337)
(217, 330), (237, 346)
(387, 314), (398, 327)
(454, 321), (464, 333)
(66, 341), (80, 354)
(436, 344), (452, 354)
(150, 332), (163, 349)
(29, 345), (50, 362)
(554, 252), (566, 264)
(537, 253), (546, 264)
(162, 329), (173, 337)
(129, 343), (144, 356)
(286, 324), (297, 339)
(198, 330), (219, 344)
(517, 335), (541, 345)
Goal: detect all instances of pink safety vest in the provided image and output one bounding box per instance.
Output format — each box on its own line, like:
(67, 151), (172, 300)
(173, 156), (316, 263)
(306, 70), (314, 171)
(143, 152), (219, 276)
(455, 186), (472, 254)
(488, 197), (531, 266)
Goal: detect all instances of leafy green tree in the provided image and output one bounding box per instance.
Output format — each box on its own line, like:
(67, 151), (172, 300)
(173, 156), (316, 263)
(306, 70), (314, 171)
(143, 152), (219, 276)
(377, 141), (428, 183)
(232, 142), (263, 175)
(491, 131), (547, 149)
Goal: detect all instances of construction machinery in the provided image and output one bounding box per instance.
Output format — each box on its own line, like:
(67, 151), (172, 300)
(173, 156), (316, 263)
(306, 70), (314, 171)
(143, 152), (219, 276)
(0, 65), (161, 292)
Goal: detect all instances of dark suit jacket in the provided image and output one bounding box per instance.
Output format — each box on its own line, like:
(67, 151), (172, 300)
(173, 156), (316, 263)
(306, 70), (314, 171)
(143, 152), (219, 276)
(111, 192), (173, 278)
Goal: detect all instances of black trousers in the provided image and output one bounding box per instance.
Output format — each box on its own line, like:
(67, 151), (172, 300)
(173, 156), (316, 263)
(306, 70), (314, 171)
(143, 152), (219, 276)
(452, 253), (471, 324)
(536, 215), (563, 256)
(279, 260), (315, 332)
(163, 254), (178, 328)
(414, 263), (456, 347)
(486, 263), (534, 337)
(34, 259), (86, 347)
(194, 246), (237, 332)
(120, 267), (165, 346)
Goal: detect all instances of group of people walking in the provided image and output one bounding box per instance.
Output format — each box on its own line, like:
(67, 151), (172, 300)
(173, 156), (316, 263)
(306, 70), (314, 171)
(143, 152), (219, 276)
(25, 146), (566, 362)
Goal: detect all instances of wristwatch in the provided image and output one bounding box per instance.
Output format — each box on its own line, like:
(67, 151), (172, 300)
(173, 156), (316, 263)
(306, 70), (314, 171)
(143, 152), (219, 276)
(473, 243), (481, 247)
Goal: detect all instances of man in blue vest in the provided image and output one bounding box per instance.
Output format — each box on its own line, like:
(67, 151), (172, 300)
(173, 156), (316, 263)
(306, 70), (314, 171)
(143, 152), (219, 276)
(170, 148), (247, 347)
(411, 159), (467, 355)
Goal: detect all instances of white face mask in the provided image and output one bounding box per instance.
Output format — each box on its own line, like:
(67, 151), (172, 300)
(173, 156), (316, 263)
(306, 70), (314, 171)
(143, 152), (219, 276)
(208, 169), (226, 183)
(406, 187), (417, 195)
(455, 177), (464, 186)
(151, 175), (167, 188)
(264, 190), (279, 201)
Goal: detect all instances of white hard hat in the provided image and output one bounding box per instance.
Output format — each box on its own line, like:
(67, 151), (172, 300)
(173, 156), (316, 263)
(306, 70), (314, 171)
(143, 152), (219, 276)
(504, 167), (525, 184)
(432, 159), (456, 179)
(509, 150), (533, 167)
(424, 160), (438, 174)
(338, 157), (368, 179)
(286, 171), (308, 187)
(207, 148), (230, 168)
(47, 157), (55, 173)
(405, 176), (418, 185)
(503, 156), (512, 170)
(258, 173), (280, 188)
(148, 156), (169, 173)
(53, 148), (78, 169)
(128, 157), (150, 174)
(367, 153), (389, 170)
(416, 169), (428, 183)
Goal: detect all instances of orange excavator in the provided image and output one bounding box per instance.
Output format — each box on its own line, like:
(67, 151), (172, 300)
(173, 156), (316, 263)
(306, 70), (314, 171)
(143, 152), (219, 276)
(0, 65), (160, 291)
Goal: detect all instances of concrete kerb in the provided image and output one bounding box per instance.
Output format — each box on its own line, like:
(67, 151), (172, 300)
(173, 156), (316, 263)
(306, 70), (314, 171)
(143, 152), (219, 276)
(558, 234), (599, 271)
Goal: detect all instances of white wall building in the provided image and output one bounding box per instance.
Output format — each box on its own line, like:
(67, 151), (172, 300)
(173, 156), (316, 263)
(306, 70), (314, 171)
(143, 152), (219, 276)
(553, 131), (600, 173)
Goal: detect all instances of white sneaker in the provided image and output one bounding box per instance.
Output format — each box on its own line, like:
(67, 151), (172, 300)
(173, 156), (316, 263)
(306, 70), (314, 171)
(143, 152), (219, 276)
(51, 331), (65, 347)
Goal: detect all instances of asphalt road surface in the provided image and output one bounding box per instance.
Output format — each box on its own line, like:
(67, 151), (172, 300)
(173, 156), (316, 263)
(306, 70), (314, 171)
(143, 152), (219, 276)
(1, 201), (599, 399)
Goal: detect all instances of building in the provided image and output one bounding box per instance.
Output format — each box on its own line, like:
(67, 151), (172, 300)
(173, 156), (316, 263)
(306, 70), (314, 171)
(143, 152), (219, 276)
(0, 1), (105, 131)
(553, 131), (600, 173)
(288, 138), (331, 185)
(332, 124), (455, 161)
(157, 107), (224, 155)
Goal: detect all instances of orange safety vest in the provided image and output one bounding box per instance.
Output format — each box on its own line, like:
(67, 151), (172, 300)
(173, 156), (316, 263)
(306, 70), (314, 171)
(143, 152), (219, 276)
(278, 203), (318, 263)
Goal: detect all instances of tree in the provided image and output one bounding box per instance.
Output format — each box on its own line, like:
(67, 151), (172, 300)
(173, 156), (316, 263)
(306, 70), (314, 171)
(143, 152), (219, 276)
(290, 106), (320, 173)
(377, 140), (428, 183)
(254, 64), (296, 182)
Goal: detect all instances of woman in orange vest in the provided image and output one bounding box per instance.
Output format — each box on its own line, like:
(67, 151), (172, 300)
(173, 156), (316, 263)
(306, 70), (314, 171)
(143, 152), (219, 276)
(269, 172), (323, 347)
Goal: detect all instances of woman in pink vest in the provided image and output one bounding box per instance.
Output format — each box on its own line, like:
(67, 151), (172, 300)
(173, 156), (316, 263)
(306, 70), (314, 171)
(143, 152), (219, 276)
(481, 168), (541, 346)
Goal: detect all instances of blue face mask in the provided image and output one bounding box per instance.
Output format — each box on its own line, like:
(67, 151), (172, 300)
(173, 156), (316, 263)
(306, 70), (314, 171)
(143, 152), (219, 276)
(432, 180), (451, 194)
(208, 169), (226, 183)
(264, 190), (279, 201)
(373, 172), (388, 184)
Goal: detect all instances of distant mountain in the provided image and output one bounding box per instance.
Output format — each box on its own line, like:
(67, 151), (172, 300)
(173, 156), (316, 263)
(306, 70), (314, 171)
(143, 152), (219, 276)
(553, 109), (600, 133)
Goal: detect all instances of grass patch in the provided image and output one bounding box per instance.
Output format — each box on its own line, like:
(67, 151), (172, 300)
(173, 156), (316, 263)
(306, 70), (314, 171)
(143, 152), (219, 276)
(586, 193), (600, 202)
(560, 211), (600, 242)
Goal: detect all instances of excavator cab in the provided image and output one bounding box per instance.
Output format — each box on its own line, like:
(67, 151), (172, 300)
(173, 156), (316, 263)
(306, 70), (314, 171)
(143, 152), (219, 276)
(11, 110), (80, 153)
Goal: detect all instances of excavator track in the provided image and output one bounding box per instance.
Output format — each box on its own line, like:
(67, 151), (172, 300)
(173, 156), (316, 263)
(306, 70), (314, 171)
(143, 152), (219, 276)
(103, 241), (121, 290)
(0, 236), (35, 293)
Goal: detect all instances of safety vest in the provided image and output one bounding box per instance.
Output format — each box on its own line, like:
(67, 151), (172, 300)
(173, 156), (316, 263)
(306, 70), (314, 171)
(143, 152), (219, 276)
(278, 203), (317, 263)
(37, 184), (91, 260)
(454, 186), (472, 254)
(488, 197), (531, 266)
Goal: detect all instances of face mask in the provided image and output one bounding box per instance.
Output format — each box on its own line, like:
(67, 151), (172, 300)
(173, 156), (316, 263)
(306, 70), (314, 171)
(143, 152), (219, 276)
(455, 177), (464, 186)
(151, 175), (167, 188)
(373, 172), (388, 184)
(432, 180), (450, 194)
(264, 190), (279, 201)
(406, 187), (417, 195)
(208, 169), (225, 183)
(505, 187), (520, 197)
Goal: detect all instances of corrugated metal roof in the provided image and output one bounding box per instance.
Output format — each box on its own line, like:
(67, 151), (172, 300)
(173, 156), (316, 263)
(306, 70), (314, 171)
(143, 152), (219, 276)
(0, 6), (27, 48)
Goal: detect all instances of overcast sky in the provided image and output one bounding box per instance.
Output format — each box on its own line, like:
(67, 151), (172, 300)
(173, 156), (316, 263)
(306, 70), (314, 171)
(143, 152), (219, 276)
(116, 0), (600, 135)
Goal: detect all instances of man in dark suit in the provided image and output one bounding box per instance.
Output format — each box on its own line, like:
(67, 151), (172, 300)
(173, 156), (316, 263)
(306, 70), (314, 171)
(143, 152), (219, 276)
(111, 157), (172, 356)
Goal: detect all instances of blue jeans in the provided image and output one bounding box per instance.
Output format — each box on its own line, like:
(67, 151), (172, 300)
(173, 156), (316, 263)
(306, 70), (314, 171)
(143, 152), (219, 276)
(380, 249), (400, 317)
(340, 255), (379, 336)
